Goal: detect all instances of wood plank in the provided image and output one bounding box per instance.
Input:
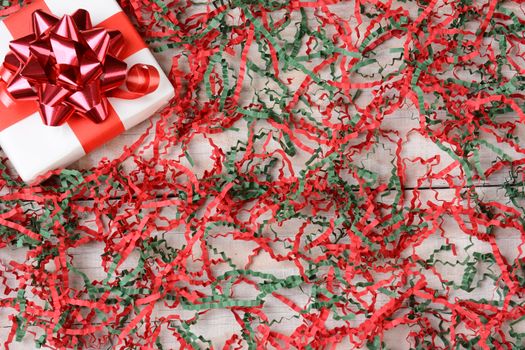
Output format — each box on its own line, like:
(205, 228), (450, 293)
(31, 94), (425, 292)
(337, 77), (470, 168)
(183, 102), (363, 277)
(66, 109), (524, 190)
(0, 186), (522, 348)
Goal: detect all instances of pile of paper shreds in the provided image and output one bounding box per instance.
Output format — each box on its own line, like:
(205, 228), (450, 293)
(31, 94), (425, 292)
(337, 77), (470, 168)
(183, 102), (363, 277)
(0, 0), (525, 348)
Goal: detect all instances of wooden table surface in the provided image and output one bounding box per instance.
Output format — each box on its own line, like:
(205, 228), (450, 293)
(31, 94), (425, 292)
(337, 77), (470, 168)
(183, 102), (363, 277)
(1, 1), (525, 349)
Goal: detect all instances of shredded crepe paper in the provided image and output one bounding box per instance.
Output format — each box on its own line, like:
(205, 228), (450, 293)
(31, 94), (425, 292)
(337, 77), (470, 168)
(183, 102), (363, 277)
(1, 0), (525, 348)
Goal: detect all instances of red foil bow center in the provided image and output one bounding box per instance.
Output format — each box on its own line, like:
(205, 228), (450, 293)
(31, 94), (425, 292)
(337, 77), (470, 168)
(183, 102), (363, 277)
(0, 9), (160, 126)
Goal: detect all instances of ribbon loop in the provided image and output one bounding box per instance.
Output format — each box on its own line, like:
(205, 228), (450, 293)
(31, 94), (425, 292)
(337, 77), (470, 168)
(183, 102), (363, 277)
(0, 9), (160, 126)
(109, 64), (161, 99)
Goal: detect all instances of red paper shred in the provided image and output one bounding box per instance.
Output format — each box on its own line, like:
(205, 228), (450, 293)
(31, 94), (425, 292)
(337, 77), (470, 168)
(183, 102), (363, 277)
(1, 0), (525, 349)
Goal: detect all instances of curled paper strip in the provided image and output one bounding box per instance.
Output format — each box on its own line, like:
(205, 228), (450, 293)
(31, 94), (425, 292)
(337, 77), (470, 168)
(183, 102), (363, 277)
(0, 9), (160, 126)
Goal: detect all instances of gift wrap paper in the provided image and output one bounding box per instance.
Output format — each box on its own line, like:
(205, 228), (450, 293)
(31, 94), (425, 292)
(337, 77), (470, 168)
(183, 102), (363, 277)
(0, 0), (175, 183)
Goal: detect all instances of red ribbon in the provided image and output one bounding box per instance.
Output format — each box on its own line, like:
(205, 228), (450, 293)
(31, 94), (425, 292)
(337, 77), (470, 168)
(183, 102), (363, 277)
(0, 9), (160, 126)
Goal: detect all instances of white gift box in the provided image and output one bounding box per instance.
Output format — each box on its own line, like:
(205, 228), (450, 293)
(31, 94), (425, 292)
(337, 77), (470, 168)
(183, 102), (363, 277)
(0, 0), (175, 183)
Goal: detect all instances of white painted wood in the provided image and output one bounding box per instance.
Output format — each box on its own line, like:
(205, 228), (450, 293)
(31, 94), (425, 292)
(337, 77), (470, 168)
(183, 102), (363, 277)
(0, 1), (524, 348)
(75, 110), (523, 189)
(0, 187), (521, 348)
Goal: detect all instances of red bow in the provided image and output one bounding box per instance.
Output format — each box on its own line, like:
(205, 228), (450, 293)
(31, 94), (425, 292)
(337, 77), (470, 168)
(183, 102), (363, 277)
(0, 9), (160, 126)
